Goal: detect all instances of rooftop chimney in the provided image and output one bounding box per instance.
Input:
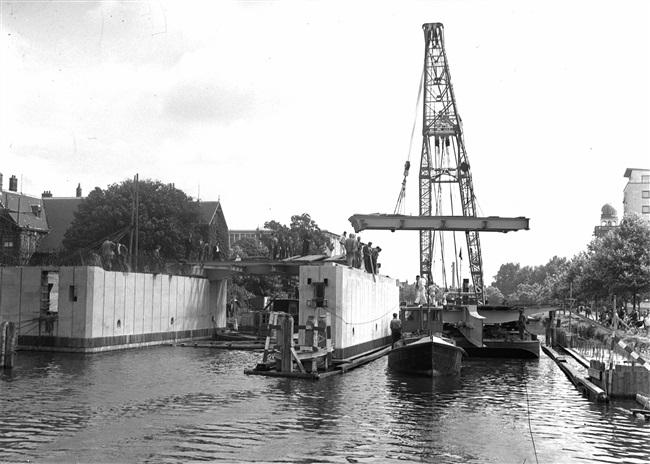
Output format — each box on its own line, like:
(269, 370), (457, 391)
(76, 183), (82, 198)
(9, 175), (18, 192)
(42, 191), (53, 198)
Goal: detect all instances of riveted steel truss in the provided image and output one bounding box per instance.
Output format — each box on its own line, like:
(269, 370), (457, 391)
(419, 23), (484, 301)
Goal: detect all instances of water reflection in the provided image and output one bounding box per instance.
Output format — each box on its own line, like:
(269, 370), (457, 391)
(2, 347), (650, 463)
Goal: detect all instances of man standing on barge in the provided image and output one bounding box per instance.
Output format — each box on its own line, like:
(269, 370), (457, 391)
(390, 313), (402, 346)
(518, 309), (527, 340)
(414, 275), (428, 306)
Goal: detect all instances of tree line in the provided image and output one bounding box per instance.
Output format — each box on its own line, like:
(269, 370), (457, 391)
(59, 177), (332, 309)
(490, 214), (650, 310)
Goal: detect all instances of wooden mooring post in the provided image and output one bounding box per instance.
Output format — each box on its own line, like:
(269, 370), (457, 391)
(276, 313), (295, 373)
(1, 321), (17, 369)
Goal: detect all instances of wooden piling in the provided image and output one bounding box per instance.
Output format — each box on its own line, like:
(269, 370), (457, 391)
(304, 316), (319, 372)
(319, 313), (332, 369)
(0, 321), (7, 367)
(1, 321), (16, 369)
(276, 313), (294, 373)
(262, 312), (277, 363)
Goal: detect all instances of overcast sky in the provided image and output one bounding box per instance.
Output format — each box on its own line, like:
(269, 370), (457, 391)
(1, 1), (648, 285)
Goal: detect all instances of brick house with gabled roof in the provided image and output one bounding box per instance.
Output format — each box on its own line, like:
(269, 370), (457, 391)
(0, 175), (50, 265)
(196, 200), (229, 260)
(38, 193), (84, 254)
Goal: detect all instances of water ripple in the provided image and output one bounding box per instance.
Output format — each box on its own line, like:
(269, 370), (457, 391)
(2, 347), (650, 463)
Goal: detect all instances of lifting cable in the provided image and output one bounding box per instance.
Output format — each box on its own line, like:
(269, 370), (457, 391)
(394, 66), (425, 214)
(316, 304), (400, 326)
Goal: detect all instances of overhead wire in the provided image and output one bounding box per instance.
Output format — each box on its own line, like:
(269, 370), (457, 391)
(308, 304), (401, 326)
(58, 226), (131, 264)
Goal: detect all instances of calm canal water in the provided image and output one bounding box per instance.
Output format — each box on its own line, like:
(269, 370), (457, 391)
(2, 342), (649, 463)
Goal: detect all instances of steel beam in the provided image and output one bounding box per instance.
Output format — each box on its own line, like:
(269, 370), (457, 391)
(348, 214), (529, 233)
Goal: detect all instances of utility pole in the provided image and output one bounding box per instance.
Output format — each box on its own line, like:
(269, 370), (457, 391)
(566, 283), (576, 338)
(134, 174), (139, 271)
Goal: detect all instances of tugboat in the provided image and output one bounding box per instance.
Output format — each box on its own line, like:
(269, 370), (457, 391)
(388, 303), (466, 376)
(388, 333), (466, 376)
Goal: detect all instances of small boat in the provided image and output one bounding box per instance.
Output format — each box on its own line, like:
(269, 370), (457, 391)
(388, 333), (466, 376)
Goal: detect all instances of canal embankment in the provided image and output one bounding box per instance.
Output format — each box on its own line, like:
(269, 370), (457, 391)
(543, 309), (650, 402)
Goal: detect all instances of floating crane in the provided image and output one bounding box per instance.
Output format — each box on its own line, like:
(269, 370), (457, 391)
(350, 23), (529, 304)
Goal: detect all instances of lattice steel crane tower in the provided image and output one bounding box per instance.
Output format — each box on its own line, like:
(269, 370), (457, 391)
(419, 23), (484, 302)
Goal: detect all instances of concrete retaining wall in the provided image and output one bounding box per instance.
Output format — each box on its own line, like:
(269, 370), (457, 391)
(299, 264), (398, 359)
(0, 266), (227, 352)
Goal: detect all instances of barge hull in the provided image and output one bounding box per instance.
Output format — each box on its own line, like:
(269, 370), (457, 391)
(388, 336), (464, 376)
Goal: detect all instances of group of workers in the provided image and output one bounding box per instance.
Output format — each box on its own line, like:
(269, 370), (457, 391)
(100, 238), (165, 272)
(340, 232), (381, 274)
(100, 238), (130, 271)
(412, 275), (459, 307)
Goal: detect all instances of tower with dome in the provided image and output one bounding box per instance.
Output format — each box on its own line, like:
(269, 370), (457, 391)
(593, 203), (619, 238)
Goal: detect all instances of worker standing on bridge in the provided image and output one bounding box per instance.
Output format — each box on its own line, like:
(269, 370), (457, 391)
(363, 242), (373, 273)
(371, 246), (381, 274)
(355, 236), (363, 269)
(101, 237), (115, 271)
(344, 233), (357, 267)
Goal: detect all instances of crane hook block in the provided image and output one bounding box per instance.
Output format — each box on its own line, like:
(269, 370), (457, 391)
(403, 161), (410, 176)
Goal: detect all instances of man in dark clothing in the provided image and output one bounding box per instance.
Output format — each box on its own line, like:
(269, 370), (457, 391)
(518, 309), (527, 340)
(344, 233), (357, 267)
(363, 242), (373, 273)
(116, 243), (129, 271)
(371, 246), (381, 274)
(390, 313), (402, 346)
(100, 238), (115, 271)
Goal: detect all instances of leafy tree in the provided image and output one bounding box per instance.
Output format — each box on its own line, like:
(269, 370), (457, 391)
(289, 213), (328, 255)
(228, 235), (298, 302)
(484, 285), (505, 305)
(227, 213), (333, 305)
(511, 282), (543, 305)
(229, 236), (268, 260)
(492, 263), (526, 296)
(586, 214), (650, 309)
(62, 178), (202, 259)
(550, 254), (585, 304)
(263, 213), (331, 257)
(493, 257), (570, 304)
(491, 216), (649, 311)
(399, 281), (416, 304)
